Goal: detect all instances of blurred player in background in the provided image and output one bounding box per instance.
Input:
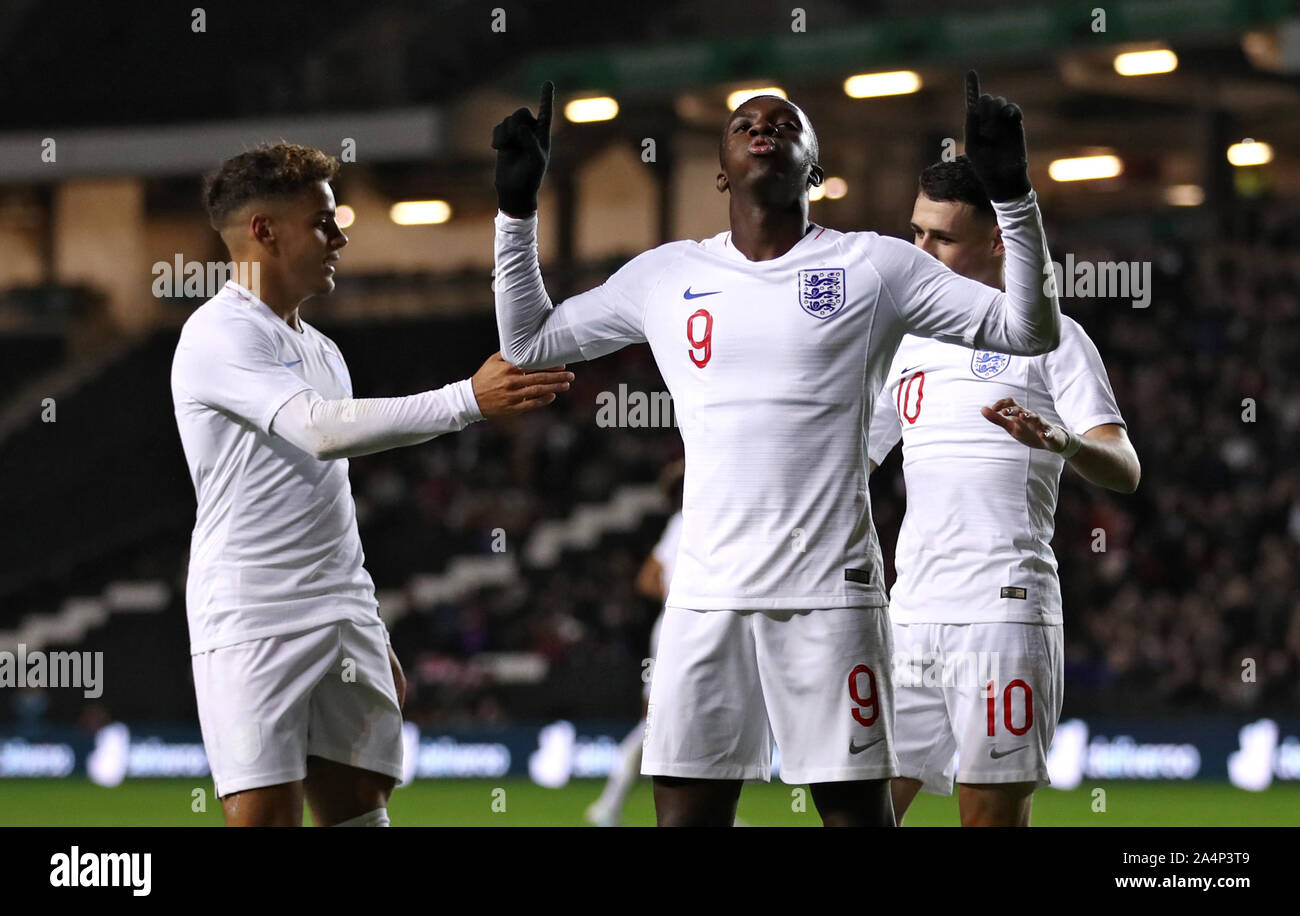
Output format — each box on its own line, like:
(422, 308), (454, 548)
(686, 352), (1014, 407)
(586, 461), (684, 827)
(491, 73), (1062, 827)
(171, 143), (573, 826)
(868, 156), (1140, 826)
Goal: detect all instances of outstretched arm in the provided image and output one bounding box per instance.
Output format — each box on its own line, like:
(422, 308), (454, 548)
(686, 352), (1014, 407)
(271, 352), (572, 461)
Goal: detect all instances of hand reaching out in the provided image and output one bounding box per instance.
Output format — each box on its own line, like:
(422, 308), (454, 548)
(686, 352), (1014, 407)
(471, 351), (573, 418)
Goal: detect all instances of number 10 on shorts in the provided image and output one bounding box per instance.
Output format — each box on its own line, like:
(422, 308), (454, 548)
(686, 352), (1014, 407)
(987, 679), (1033, 736)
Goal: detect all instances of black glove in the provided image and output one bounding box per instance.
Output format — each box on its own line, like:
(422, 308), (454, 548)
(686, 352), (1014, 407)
(963, 70), (1031, 202)
(492, 81), (554, 217)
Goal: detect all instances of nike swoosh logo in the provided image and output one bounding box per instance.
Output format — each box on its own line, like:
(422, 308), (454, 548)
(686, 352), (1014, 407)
(282, 359), (303, 368)
(849, 736), (884, 755)
(899, 366), (918, 375)
(990, 744), (1029, 759)
(683, 288), (722, 299)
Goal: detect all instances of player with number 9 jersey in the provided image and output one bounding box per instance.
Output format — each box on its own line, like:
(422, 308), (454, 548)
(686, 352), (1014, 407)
(491, 78), (1061, 825)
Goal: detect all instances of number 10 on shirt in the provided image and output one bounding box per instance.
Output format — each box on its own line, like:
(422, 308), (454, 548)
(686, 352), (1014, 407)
(897, 370), (925, 424)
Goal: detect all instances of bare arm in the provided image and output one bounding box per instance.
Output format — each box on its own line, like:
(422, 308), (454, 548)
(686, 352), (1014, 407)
(1070, 425), (1141, 493)
(635, 555), (667, 601)
(980, 401), (1140, 493)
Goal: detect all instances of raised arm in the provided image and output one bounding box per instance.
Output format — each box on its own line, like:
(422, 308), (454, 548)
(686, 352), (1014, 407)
(878, 73), (1060, 356)
(961, 70), (1059, 354)
(492, 82), (655, 369)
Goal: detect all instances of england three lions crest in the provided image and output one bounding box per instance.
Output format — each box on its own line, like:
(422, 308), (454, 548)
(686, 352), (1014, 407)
(798, 268), (846, 319)
(971, 349), (1012, 379)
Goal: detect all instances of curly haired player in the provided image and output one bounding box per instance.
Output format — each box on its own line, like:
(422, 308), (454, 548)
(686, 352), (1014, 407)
(172, 143), (572, 826)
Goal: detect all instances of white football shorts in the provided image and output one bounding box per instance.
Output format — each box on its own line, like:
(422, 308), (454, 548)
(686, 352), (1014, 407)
(192, 618), (403, 798)
(890, 620), (1063, 795)
(642, 605), (898, 784)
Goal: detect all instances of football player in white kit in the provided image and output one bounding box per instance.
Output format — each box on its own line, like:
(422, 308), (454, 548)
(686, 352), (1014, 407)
(171, 143), (574, 826)
(492, 74), (1063, 826)
(868, 156), (1140, 826)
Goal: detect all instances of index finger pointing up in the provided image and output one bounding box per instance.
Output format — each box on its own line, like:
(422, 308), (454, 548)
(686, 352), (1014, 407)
(965, 70), (980, 111)
(537, 81), (555, 135)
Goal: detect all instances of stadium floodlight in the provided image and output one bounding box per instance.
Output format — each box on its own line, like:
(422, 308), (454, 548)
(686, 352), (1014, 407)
(1227, 139), (1273, 167)
(563, 96), (619, 123)
(389, 200), (452, 225)
(1048, 154), (1123, 182)
(824, 177), (848, 199)
(725, 86), (787, 110)
(1163, 185), (1204, 207)
(842, 70), (922, 98)
(1114, 49), (1178, 76)
(809, 183), (826, 201)
(335, 204), (356, 229)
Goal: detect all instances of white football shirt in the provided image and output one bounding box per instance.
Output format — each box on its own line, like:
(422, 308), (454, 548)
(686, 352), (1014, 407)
(868, 315), (1125, 624)
(495, 191), (1060, 612)
(652, 511), (684, 592)
(172, 281), (379, 653)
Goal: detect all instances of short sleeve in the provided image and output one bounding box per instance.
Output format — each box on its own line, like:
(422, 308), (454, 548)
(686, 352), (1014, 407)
(174, 313), (313, 434)
(866, 234), (1003, 348)
(1042, 318), (1126, 434)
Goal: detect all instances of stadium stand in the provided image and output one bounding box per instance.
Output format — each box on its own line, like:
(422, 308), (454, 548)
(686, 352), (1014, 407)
(3, 208), (1299, 732)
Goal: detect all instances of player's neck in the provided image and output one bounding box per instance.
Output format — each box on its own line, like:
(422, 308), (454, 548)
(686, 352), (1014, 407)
(252, 275), (306, 332)
(727, 197), (812, 262)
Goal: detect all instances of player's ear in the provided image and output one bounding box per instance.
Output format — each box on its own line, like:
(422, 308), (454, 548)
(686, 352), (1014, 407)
(716, 170), (729, 193)
(250, 212), (276, 250)
(808, 164), (824, 188)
